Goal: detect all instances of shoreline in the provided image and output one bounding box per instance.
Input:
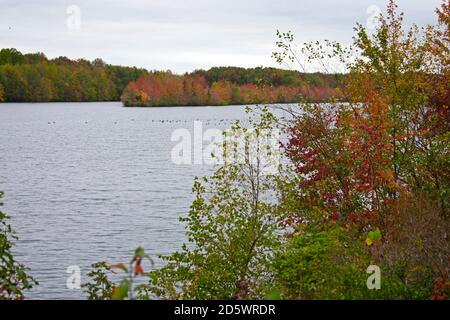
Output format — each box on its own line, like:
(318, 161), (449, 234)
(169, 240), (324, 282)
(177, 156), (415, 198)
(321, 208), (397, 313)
(0, 101), (304, 108)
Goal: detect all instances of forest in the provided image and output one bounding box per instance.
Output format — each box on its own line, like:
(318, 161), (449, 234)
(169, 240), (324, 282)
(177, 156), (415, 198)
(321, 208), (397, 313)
(0, 49), (147, 102)
(0, 48), (343, 105)
(120, 70), (342, 107)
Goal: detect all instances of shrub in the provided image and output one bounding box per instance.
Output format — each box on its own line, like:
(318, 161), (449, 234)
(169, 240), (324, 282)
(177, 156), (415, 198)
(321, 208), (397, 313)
(145, 109), (286, 299)
(0, 192), (37, 300)
(272, 225), (374, 299)
(373, 193), (450, 299)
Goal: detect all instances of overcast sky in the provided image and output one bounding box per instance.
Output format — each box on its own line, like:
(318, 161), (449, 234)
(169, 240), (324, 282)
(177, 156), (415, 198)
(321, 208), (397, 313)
(0, 0), (442, 73)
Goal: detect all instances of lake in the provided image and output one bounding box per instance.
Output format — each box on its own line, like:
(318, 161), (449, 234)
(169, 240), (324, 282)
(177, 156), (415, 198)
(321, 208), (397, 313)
(0, 102), (256, 299)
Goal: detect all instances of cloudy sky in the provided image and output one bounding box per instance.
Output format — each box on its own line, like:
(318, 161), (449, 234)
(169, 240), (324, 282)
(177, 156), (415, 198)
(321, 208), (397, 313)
(0, 0), (442, 73)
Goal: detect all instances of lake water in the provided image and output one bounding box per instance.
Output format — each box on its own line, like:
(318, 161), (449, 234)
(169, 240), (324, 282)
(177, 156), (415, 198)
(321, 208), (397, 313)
(0, 102), (255, 299)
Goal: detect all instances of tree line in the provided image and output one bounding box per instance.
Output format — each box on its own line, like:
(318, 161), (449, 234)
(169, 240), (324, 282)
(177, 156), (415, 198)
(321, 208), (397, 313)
(0, 48), (147, 102)
(0, 48), (344, 105)
(120, 71), (341, 107)
(192, 66), (344, 87)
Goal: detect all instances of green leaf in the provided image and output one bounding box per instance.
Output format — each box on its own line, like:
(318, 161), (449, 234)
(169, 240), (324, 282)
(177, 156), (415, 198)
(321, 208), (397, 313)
(111, 282), (129, 300)
(365, 228), (382, 246)
(135, 246), (145, 258)
(267, 288), (281, 300)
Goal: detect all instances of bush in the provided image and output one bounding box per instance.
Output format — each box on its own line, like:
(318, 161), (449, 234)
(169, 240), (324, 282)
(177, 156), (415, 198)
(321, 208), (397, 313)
(145, 109), (286, 299)
(373, 193), (450, 299)
(0, 192), (37, 300)
(272, 225), (374, 299)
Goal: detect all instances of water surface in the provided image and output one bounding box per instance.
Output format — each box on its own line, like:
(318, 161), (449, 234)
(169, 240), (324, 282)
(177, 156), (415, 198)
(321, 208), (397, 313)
(0, 102), (252, 299)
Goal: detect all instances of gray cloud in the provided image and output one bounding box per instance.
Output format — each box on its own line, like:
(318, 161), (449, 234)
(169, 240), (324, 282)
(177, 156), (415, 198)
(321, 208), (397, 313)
(0, 0), (442, 72)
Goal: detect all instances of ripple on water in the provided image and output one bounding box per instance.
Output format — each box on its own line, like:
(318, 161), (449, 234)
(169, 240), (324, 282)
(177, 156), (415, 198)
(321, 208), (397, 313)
(0, 102), (256, 299)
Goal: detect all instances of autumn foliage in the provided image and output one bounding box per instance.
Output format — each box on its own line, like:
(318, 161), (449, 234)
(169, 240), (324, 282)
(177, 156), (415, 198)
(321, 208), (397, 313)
(280, 0), (449, 299)
(0, 49), (344, 105)
(121, 71), (341, 107)
(0, 50), (148, 102)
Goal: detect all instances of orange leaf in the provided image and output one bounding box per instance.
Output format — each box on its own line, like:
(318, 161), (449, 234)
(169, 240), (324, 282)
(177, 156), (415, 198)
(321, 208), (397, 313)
(134, 264), (144, 276)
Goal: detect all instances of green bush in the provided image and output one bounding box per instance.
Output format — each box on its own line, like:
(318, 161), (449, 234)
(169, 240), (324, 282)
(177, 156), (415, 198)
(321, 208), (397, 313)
(271, 222), (442, 300)
(272, 226), (374, 299)
(0, 192), (37, 300)
(145, 109), (286, 300)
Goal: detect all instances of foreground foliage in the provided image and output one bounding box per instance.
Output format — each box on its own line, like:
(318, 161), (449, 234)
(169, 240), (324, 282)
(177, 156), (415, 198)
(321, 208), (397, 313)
(276, 0), (449, 299)
(82, 247), (153, 300)
(145, 110), (285, 299)
(0, 192), (37, 300)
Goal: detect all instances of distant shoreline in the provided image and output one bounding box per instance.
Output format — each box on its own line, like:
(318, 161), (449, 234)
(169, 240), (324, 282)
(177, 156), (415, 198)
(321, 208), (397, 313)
(0, 101), (303, 108)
